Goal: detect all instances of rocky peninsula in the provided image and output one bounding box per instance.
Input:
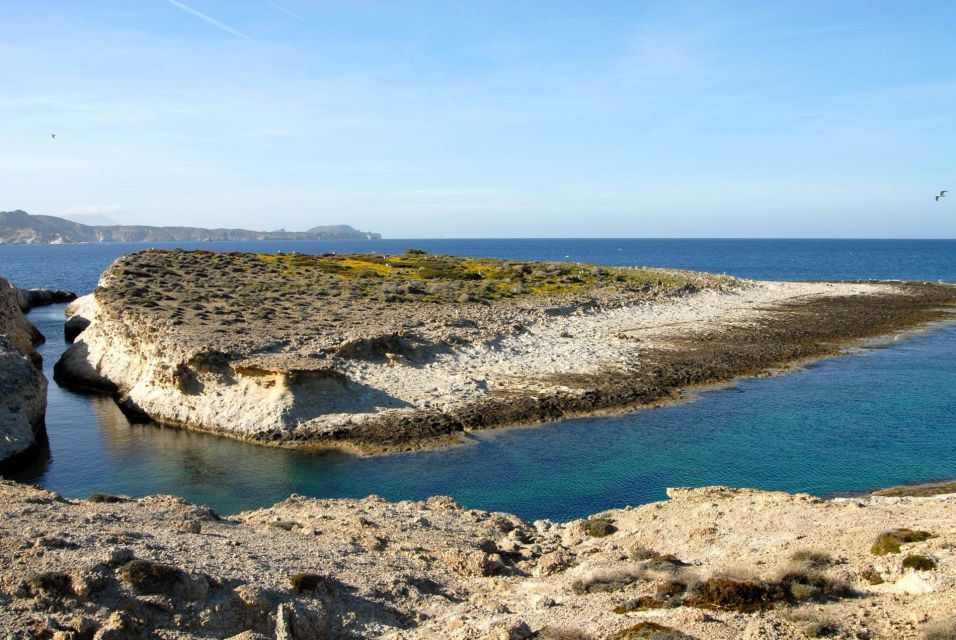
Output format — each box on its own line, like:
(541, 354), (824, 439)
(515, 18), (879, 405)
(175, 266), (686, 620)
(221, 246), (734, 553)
(2, 479), (955, 639)
(54, 249), (956, 452)
(0, 277), (48, 470)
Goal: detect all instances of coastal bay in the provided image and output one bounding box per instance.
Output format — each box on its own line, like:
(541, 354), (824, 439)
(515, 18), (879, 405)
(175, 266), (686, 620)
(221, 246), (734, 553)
(3, 239), (956, 640)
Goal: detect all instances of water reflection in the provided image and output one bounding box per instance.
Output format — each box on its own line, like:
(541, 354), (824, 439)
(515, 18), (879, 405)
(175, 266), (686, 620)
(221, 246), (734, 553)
(9, 303), (956, 523)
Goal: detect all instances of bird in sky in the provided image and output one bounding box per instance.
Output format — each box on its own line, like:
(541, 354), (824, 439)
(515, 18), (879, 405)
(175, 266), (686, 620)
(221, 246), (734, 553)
(50, 134), (56, 140)
(937, 190), (948, 201)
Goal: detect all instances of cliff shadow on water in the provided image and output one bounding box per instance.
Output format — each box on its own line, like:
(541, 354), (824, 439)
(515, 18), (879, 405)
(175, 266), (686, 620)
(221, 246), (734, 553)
(10, 297), (956, 522)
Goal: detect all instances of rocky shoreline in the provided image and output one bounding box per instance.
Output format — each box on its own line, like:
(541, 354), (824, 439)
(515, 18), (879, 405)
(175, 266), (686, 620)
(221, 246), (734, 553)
(2, 479), (955, 639)
(53, 250), (956, 453)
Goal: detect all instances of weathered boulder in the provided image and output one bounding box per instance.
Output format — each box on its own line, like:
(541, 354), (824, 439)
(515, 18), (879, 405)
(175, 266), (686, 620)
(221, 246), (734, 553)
(0, 278), (45, 360)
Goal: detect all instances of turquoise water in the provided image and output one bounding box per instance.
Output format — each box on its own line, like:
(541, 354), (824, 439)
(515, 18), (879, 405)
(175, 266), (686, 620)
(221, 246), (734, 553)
(3, 239), (956, 521)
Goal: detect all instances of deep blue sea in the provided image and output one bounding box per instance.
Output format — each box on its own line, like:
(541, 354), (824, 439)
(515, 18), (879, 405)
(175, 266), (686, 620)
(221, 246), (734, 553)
(2, 239), (955, 521)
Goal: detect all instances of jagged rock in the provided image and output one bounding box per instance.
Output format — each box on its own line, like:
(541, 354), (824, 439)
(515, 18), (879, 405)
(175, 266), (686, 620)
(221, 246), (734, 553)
(16, 288), (77, 312)
(64, 314), (91, 343)
(0, 277), (48, 471)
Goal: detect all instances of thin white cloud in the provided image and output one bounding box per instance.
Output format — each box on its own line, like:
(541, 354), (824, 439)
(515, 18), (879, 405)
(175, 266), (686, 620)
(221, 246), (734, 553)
(64, 205), (123, 216)
(262, 0), (303, 21)
(162, 0), (248, 39)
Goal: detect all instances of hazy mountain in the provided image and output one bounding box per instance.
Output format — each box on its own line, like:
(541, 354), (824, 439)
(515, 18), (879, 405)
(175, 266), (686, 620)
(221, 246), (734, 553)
(0, 210), (381, 244)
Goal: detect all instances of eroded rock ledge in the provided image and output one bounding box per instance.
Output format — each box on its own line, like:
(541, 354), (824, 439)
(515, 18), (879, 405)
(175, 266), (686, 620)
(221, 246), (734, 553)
(0, 277), (48, 470)
(1, 479), (954, 639)
(53, 250), (956, 452)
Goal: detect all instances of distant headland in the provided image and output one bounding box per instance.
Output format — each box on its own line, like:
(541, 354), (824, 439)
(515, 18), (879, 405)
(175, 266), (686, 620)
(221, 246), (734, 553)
(0, 210), (381, 244)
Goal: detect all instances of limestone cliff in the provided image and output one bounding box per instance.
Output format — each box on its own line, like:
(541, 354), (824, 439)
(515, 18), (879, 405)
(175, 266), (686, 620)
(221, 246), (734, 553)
(0, 277), (48, 470)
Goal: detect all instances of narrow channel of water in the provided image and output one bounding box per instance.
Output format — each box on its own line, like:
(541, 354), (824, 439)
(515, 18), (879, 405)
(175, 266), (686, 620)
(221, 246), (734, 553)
(13, 303), (956, 522)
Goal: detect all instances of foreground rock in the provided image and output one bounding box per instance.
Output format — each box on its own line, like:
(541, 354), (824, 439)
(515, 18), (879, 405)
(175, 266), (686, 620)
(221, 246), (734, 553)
(0, 278), (48, 470)
(1, 480), (954, 639)
(54, 250), (956, 452)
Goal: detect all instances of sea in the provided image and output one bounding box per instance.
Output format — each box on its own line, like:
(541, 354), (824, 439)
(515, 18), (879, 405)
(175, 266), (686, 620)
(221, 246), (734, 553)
(2, 239), (955, 522)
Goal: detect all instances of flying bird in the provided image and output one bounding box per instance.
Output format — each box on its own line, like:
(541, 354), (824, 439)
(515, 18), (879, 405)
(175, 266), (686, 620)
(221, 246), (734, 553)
(50, 134), (56, 140)
(937, 190), (948, 201)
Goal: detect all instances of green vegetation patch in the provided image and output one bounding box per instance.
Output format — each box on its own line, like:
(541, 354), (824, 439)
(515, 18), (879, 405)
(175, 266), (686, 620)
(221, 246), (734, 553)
(99, 248), (713, 315)
(789, 549), (834, 568)
(683, 577), (780, 613)
(584, 517), (618, 538)
(902, 554), (938, 571)
(682, 569), (854, 613)
(117, 559), (186, 595)
(871, 529), (933, 556)
(290, 572), (334, 595)
(87, 492), (128, 503)
(607, 622), (686, 640)
(19, 571), (75, 599)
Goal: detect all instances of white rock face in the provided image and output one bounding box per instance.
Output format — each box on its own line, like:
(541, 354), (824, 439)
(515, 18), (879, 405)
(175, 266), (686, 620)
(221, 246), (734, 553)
(0, 277), (47, 468)
(56, 280), (893, 451)
(0, 336), (47, 466)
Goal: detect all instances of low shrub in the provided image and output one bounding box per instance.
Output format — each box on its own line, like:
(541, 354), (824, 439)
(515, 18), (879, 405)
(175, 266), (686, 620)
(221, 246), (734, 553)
(682, 568), (854, 613)
(789, 549), (834, 568)
(537, 627), (595, 640)
(584, 517), (617, 538)
(606, 622), (686, 640)
(642, 555), (690, 571)
(871, 529), (933, 555)
(612, 596), (664, 613)
(571, 567), (644, 594)
(683, 577), (780, 613)
(788, 612), (841, 638)
(777, 565), (855, 603)
(859, 568), (884, 585)
(117, 560), (186, 595)
(902, 554), (938, 571)
(290, 572), (334, 595)
(20, 572), (75, 599)
(627, 546), (658, 561)
(87, 493), (127, 503)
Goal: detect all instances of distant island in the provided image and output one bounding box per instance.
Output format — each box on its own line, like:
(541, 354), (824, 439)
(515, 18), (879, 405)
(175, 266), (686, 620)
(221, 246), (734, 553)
(0, 210), (381, 244)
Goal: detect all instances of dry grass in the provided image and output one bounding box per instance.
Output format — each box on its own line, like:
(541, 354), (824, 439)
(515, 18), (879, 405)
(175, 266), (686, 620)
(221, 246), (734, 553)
(924, 618), (956, 640)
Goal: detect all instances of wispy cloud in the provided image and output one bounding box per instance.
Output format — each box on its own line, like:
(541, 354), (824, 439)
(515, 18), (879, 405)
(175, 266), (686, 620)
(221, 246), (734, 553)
(63, 205), (124, 216)
(262, 0), (303, 21)
(162, 0), (248, 39)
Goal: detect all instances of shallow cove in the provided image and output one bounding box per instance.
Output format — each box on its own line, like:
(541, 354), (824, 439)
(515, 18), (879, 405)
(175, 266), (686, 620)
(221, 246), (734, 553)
(12, 302), (956, 522)
(4, 239), (956, 522)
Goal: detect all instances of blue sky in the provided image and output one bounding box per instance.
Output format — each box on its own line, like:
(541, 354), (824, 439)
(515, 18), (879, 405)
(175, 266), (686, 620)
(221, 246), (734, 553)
(1, 1), (954, 238)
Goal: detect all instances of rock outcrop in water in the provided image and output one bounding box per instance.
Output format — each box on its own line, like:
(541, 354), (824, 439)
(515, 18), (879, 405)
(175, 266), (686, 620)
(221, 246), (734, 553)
(16, 288), (77, 313)
(1, 479), (954, 639)
(54, 249), (956, 452)
(0, 278), (48, 470)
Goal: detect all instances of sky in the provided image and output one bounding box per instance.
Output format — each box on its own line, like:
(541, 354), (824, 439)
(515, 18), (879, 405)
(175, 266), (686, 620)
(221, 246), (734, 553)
(1, 1), (955, 238)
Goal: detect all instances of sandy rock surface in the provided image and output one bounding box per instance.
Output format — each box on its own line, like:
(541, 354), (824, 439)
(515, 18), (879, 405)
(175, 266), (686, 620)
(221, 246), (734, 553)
(1, 480), (954, 639)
